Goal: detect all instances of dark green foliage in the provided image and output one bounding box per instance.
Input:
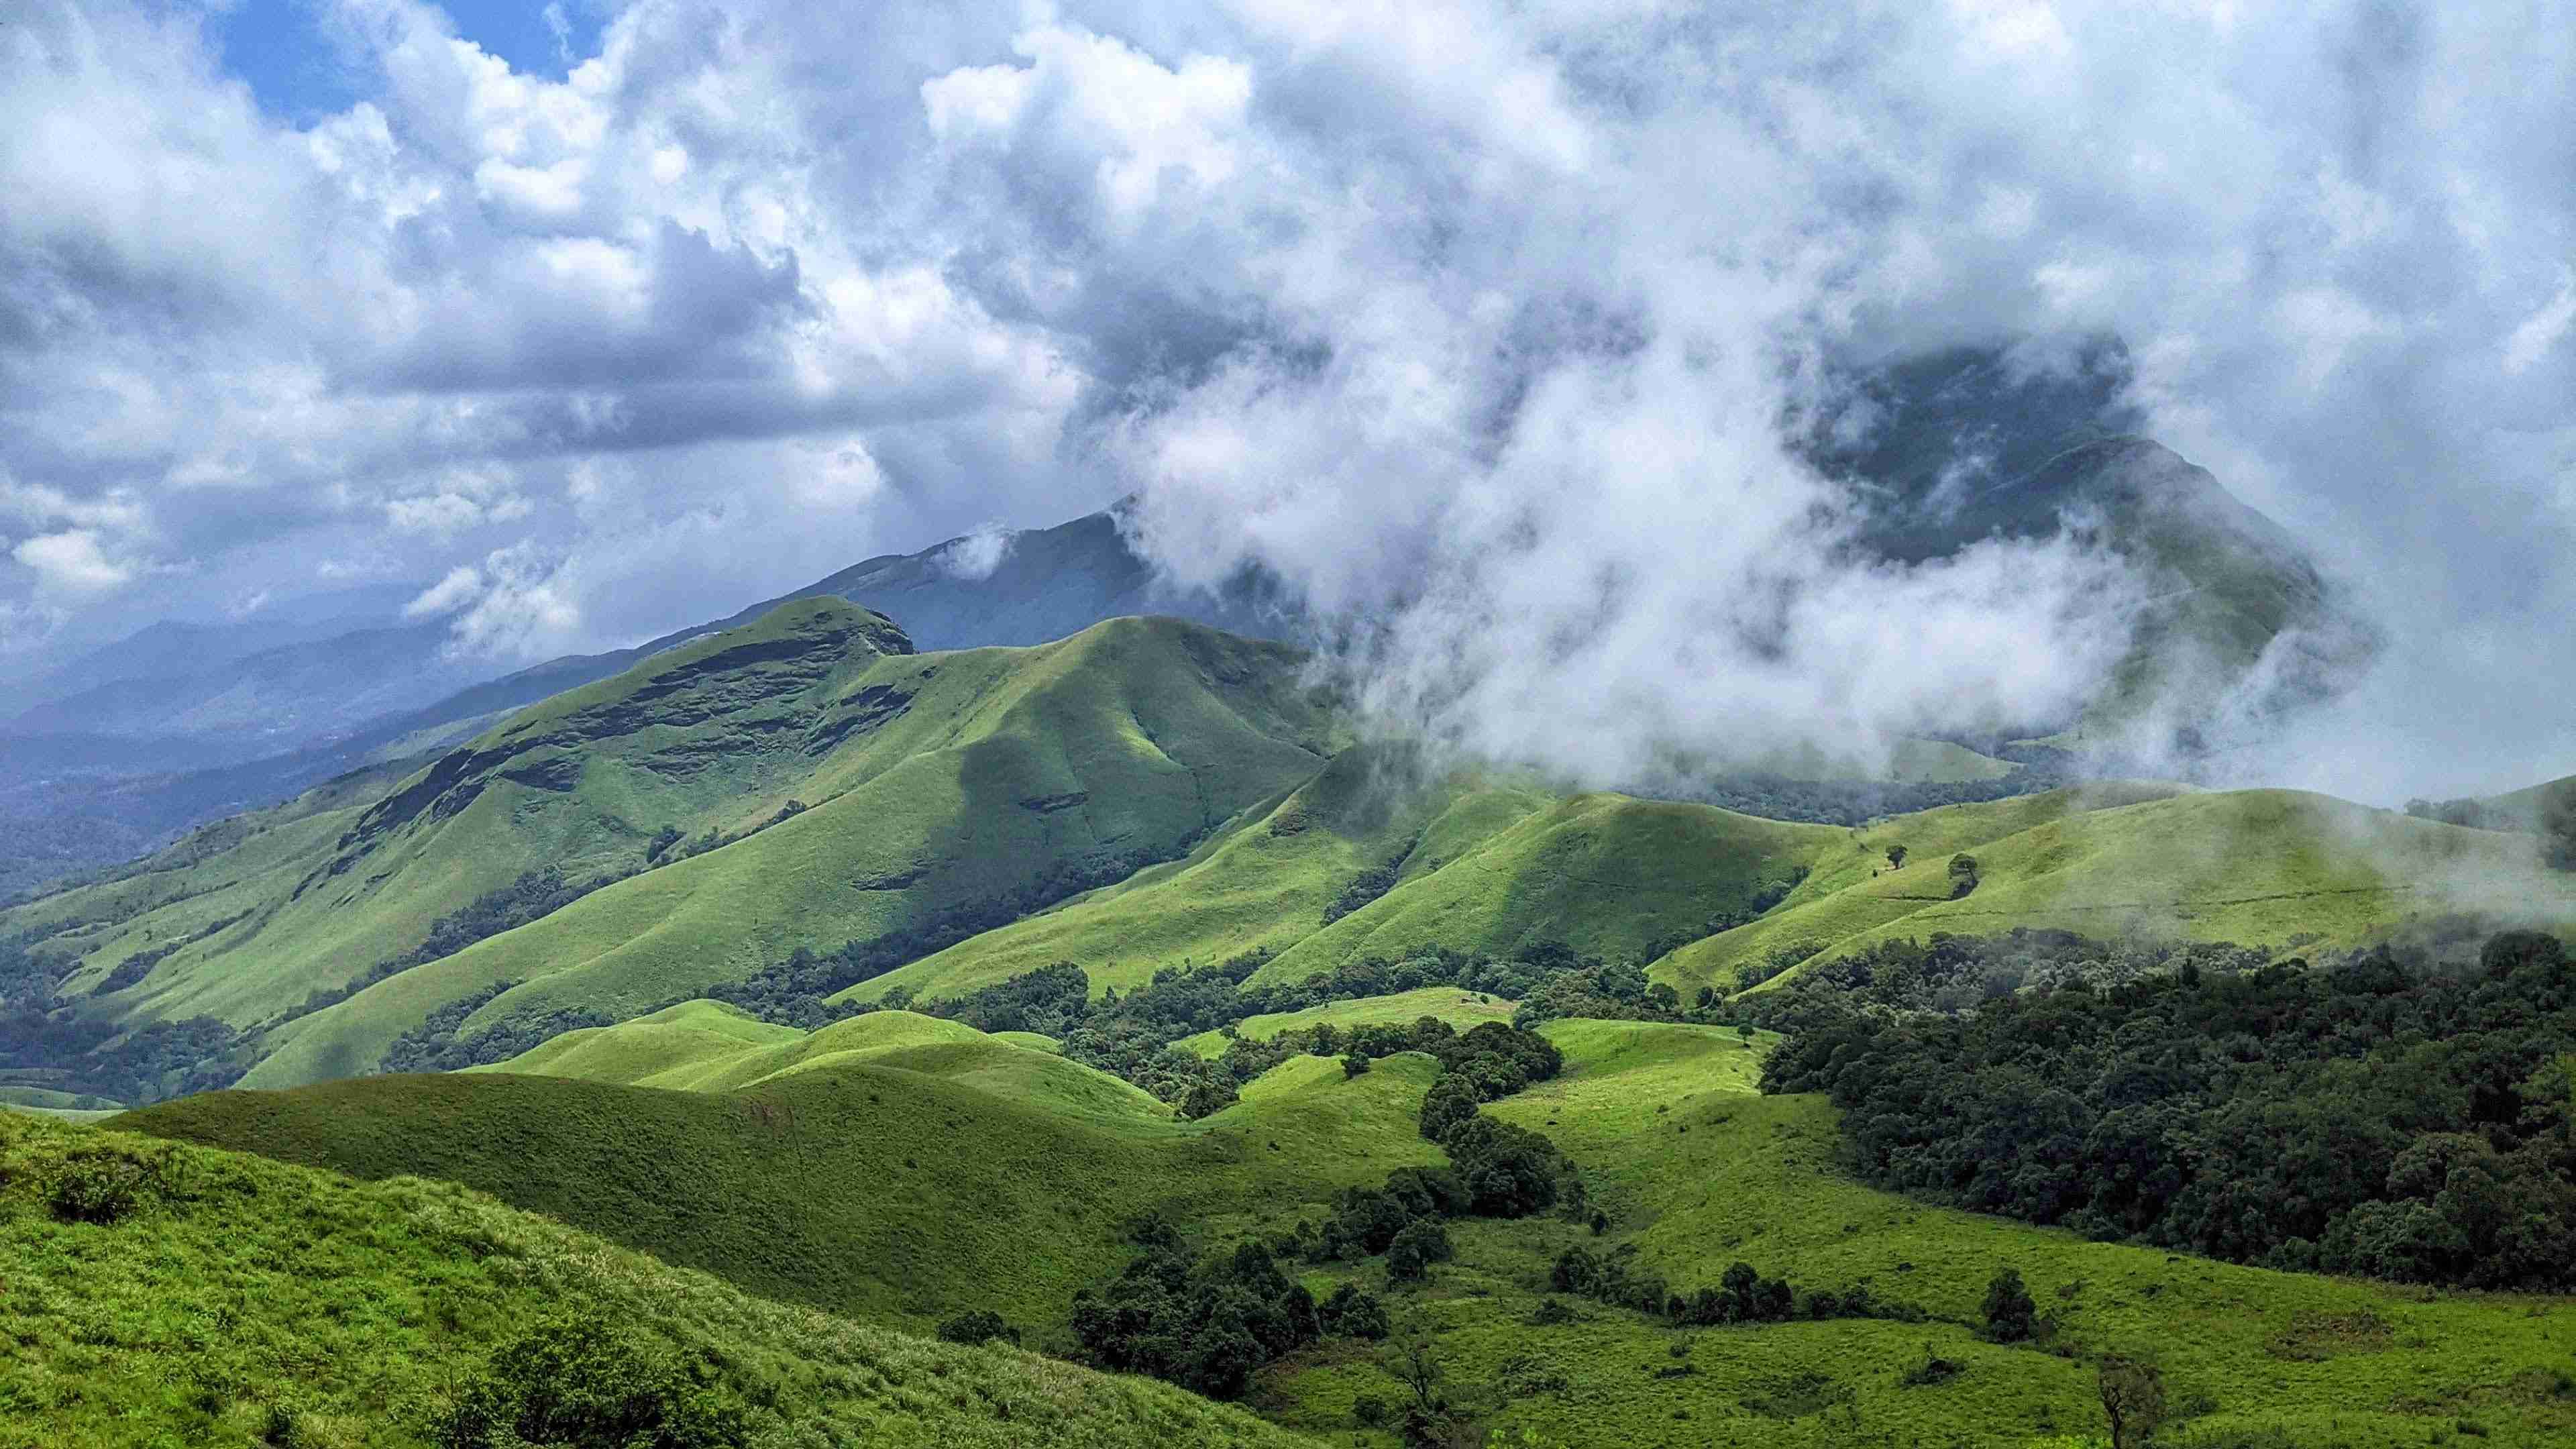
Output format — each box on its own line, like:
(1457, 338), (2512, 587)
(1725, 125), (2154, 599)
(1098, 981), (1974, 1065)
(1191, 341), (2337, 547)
(930, 951), (1564, 1113)
(45, 1147), (156, 1224)
(0, 930), (249, 1099)
(1385, 1219), (1453, 1283)
(1947, 853), (1980, 898)
(378, 981), (615, 1075)
(934, 1309), (1019, 1347)
(434, 1315), (750, 1449)
(1438, 1114), (1562, 1218)
(1179, 1079), (1240, 1120)
(1068, 1240), (1322, 1399)
(1320, 1282), (1390, 1340)
(1545, 1248), (1915, 1332)
(1885, 845), (1908, 869)
(1418, 1078), (1479, 1142)
(1635, 867), (1813, 963)
(1982, 1267), (2037, 1342)
(1342, 1053), (1371, 1078)
(1324, 849), (1410, 924)
(1761, 928), (2576, 1287)
(1899, 1346), (1963, 1387)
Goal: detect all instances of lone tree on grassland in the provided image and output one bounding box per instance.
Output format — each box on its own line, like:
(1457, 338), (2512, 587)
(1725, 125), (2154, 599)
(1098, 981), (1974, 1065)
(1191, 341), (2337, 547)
(2098, 1354), (2167, 1449)
(1982, 1265), (2037, 1343)
(1885, 844), (1909, 869)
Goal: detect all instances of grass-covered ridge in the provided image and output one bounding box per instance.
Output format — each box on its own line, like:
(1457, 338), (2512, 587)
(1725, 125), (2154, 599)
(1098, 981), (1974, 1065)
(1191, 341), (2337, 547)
(0, 1111), (1307, 1448)
(119, 1016), (1450, 1336)
(1653, 784), (2576, 996)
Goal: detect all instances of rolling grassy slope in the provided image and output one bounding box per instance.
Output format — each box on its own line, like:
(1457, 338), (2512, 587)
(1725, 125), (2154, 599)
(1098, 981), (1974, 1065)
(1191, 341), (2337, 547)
(0, 1112), (1307, 1449)
(5, 600), (1340, 1090)
(121, 1018), (1448, 1336)
(844, 749), (1556, 1003)
(1256, 1017), (2576, 1448)
(1247, 795), (1843, 986)
(1654, 784), (2576, 996)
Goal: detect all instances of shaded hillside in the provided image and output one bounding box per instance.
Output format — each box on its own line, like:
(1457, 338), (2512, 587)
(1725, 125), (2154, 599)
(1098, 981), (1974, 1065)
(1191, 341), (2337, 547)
(0, 1111), (1305, 1448)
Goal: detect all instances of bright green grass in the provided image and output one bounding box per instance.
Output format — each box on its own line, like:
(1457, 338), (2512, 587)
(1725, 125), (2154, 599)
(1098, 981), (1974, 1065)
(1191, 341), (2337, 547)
(1173, 986), (1521, 1059)
(1250, 795), (1846, 987)
(1246, 1018), (2576, 1448)
(120, 1032), (1449, 1338)
(0, 1112), (1308, 1449)
(1656, 786), (2576, 996)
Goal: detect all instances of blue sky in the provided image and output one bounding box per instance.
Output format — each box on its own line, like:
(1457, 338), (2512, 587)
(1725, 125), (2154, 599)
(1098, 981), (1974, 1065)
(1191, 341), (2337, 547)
(215, 0), (606, 121)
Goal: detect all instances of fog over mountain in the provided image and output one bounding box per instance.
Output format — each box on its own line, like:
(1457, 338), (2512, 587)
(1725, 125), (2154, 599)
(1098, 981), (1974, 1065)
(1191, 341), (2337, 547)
(5, 1), (2569, 800)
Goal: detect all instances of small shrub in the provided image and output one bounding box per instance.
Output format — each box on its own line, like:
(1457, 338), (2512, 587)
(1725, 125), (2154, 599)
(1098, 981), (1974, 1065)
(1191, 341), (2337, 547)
(934, 1309), (1018, 1346)
(1352, 1394), (1391, 1428)
(434, 1315), (749, 1449)
(46, 1151), (152, 1224)
(1525, 1297), (1580, 1327)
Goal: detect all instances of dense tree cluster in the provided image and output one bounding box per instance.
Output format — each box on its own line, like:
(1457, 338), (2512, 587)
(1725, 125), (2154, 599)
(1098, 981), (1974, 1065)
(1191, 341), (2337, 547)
(1546, 1249), (1921, 1329)
(378, 981), (614, 1075)
(1762, 928), (2576, 1287)
(1322, 849), (1409, 924)
(1738, 929), (2274, 1030)
(0, 930), (249, 1103)
(1068, 1235), (1330, 1399)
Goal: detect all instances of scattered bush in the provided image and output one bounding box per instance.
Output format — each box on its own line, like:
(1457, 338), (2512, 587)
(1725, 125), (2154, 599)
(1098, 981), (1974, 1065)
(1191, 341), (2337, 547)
(934, 1310), (1018, 1347)
(46, 1150), (154, 1224)
(433, 1316), (749, 1449)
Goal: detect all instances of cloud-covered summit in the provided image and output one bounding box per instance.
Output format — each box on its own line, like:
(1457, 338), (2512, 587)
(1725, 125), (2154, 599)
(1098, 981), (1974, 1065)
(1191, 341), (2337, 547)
(3, 1), (2569, 797)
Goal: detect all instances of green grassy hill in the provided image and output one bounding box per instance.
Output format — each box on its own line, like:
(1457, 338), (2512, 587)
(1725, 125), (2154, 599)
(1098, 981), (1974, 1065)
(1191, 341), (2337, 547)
(120, 1016), (1448, 1337)
(853, 781), (1847, 1007)
(1252, 1016), (2576, 1448)
(1654, 784), (2576, 995)
(0, 1111), (1305, 1448)
(1251, 795), (1841, 985)
(4, 600), (1340, 1091)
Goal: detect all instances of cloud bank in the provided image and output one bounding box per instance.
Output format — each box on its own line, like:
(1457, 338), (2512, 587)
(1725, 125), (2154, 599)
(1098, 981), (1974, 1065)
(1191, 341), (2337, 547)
(3, 1), (2569, 796)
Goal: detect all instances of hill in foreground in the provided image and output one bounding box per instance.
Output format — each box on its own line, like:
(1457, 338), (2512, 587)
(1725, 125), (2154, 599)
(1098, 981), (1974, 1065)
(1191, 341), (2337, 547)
(0, 1110), (1303, 1448)
(119, 1011), (1449, 1336)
